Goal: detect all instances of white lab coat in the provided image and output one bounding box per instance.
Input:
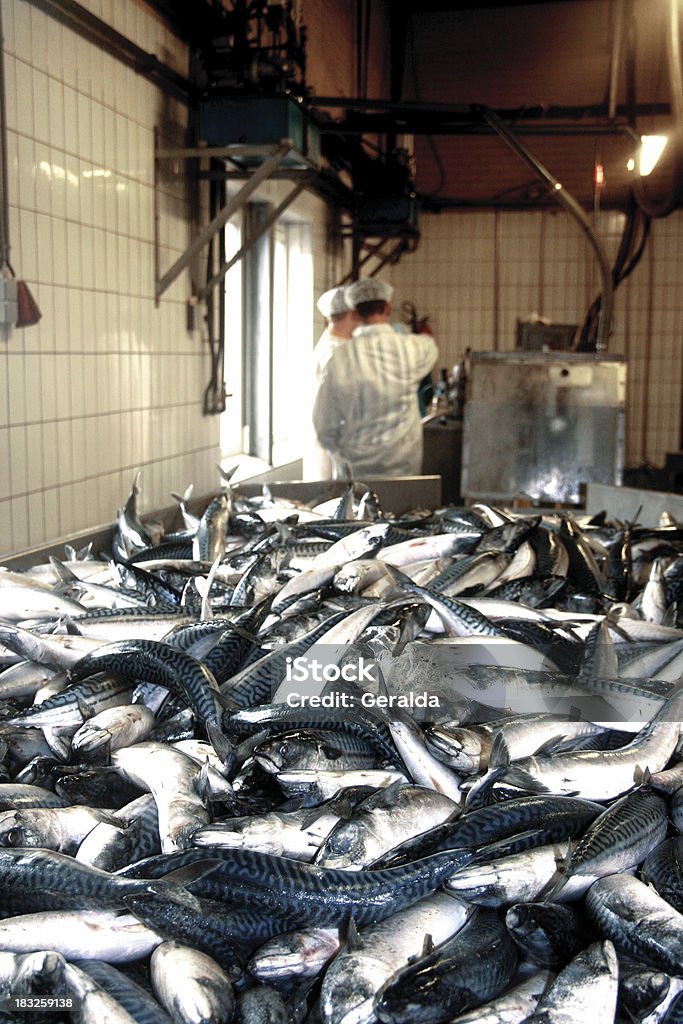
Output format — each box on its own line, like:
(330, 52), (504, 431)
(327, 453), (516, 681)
(312, 323), (438, 479)
(302, 328), (348, 479)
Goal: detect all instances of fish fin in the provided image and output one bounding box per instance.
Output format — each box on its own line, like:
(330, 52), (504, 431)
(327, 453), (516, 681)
(206, 723), (235, 771)
(342, 917), (361, 953)
(530, 735), (575, 758)
(634, 765), (651, 787)
(159, 861), (224, 892)
(418, 934), (435, 960)
(488, 732), (510, 768)
(75, 695), (95, 722)
(463, 766), (509, 808)
(664, 602), (678, 628)
(196, 556), (222, 621)
(49, 556), (79, 584)
(62, 616), (83, 636)
(171, 484), (194, 505)
(539, 844), (573, 903)
(496, 765), (552, 796)
(196, 762), (213, 804)
(42, 727), (71, 762)
(300, 795), (353, 830)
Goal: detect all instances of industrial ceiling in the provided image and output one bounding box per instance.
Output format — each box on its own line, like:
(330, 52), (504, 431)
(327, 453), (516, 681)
(143, 0), (683, 217)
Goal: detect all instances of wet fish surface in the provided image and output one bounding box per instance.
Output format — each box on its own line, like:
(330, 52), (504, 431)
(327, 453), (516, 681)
(2, 480), (683, 1022)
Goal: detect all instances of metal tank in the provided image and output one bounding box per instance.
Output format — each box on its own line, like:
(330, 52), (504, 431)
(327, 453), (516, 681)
(460, 351), (626, 505)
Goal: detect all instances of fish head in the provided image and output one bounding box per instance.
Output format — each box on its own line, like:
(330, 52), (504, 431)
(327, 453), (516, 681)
(254, 733), (322, 773)
(315, 821), (369, 870)
(15, 951), (66, 995)
(71, 723), (110, 762)
(0, 810), (57, 849)
(424, 726), (482, 773)
(321, 954), (391, 1024)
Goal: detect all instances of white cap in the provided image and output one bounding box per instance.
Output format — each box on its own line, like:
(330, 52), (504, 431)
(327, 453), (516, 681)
(317, 287), (350, 319)
(345, 278), (394, 308)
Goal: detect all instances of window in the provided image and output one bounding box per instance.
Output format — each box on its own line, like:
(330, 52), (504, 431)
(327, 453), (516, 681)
(220, 217), (245, 457)
(271, 221), (314, 466)
(237, 204), (313, 468)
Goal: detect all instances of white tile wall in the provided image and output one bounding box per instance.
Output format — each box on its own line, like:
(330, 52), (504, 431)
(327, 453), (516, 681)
(1, 0), (234, 556)
(389, 207), (683, 473)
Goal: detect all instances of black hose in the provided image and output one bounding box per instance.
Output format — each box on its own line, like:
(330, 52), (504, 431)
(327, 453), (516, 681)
(631, 0), (683, 218)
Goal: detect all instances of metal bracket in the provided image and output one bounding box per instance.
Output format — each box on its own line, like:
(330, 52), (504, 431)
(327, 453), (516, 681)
(153, 137), (317, 304)
(196, 173), (316, 301)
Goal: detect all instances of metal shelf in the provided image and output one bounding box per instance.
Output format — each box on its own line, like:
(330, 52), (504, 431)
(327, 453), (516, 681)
(153, 136), (318, 303)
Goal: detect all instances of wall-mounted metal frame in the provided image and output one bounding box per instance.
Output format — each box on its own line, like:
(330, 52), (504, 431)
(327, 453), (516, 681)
(153, 136), (319, 304)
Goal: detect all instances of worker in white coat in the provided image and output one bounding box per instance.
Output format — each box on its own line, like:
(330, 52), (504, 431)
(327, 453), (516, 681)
(303, 286), (359, 479)
(312, 278), (438, 479)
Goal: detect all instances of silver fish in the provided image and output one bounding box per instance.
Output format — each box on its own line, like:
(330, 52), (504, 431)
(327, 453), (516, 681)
(71, 704), (156, 761)
(249, 927), (341, 982)
(522, 941), (619, 1023)
(112, 743), (210, 853)
(320, 892), (472, 1024)
(315, 783), (458, 870)
(0, 909), (162, 962)
(0, 805), (118, 854)
(150, 940), (235, 1024)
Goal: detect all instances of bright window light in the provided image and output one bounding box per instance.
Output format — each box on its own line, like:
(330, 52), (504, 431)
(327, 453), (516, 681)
(639, 135), (668, 176)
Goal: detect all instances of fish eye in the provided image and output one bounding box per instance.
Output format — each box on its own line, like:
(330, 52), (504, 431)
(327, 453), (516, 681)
(6, 829), (21, 846)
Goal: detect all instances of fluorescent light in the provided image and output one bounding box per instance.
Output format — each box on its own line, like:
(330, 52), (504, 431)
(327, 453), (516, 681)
(639, 135), (668, 176)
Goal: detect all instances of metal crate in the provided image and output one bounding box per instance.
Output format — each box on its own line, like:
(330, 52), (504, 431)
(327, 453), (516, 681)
(461, 351), (626, 505)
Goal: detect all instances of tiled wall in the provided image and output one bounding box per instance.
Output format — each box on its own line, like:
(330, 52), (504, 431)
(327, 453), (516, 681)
(0, 0), (340, 558)
(387, 208), (683, 471)
(1, 0), (211, 556)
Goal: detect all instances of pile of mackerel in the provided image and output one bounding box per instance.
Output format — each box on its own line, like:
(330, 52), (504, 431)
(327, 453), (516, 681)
(3, 478), (683, 1023)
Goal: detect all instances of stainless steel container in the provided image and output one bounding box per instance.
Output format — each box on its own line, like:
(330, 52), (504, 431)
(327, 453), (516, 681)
(461, 351), (626, 505)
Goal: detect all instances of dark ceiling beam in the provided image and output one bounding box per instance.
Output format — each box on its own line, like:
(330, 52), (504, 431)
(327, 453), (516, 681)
(403, 0), (595, 8)
(390, 5), (410, 104)
(27, 0), (194, 102)
(311, 101), (669, 137)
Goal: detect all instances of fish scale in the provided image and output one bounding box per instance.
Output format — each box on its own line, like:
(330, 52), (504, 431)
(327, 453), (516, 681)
(545, 785), (668, 900)
(422, 552), (509, 597)
(399, 583), (508, 637)
(373, 793), (602, 866)
(75, 960), (174, 1024)
(220, 610), (350, 707)
(641, 837), (683, 914)
(373, 907), (518, 1024)
(10, 486), (683, 1017)
(68, 640), (223, 731)
(227, 704), (399, 764)
(117, 845), (474, 926)
(6, 676), (132, 730)
(0, 847), (155, 914)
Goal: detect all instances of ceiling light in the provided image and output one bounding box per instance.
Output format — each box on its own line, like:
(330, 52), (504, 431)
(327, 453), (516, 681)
(639, 135), (668, 176)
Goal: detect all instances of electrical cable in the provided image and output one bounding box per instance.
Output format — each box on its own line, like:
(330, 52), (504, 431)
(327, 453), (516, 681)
(575, 197), (651, 351)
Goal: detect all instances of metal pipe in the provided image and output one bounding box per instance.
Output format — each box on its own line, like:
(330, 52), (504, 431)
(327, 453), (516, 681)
(479, 105), (614, 351)
(311, 94), (669, 119)
(155, 143), (292, 300)
(0, 2), (10, 267)
(608, 0), (626, 121)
